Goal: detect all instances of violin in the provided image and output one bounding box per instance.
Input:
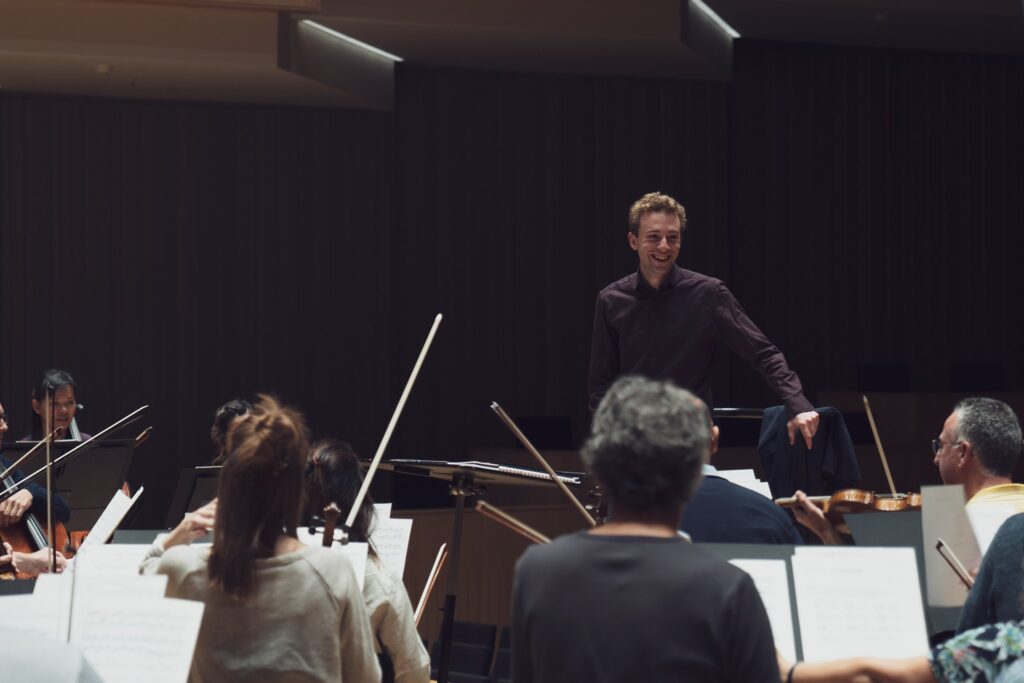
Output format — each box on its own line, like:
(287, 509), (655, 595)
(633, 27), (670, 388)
(0, 473), (72, 579)
(775, 490), (921, 534)
(774, 396), (921, 536)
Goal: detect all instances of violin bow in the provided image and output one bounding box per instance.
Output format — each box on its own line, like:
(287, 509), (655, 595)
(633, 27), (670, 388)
(475, 500), (551, 544)
(343, 314), (443, 539)
(0, 427), (62, 481)
(490, 402), (596, 527)
(862, 395), (898, 497)
(414, 543), (448, 626)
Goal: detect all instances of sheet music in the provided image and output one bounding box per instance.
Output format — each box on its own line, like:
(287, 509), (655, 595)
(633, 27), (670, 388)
(370, 517), (413, 578)
(966, 503), (1020, 556)
(80, 487), (145, 548)
(374, 503), (392, 520)
(729, 559), (797, 662)
(73, 597), (204, 683)
(298, 530), (370, 589)
(71, 542), (153, 577)
(922, 485), (978, 606)
(0, 593), (63, 641)
(792, 547), (929, 661)
(32, 572), (74, 641)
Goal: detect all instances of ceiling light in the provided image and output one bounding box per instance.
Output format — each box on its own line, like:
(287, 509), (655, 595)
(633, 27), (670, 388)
(692, 0), (741, 39)
(300, 20), (403, 62)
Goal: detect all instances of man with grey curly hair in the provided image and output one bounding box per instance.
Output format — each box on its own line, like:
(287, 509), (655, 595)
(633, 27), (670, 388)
(934, 397), (1024, 508)
(512, 376), (777, 683)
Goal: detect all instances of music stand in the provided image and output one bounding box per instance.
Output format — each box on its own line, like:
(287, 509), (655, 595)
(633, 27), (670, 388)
(376, 459), (584, 683)
(3, 438), (137, 529)
(165, 466), (221, 528)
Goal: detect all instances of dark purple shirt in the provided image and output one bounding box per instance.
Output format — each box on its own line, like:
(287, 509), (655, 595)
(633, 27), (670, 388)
(588, 265), (813, 417)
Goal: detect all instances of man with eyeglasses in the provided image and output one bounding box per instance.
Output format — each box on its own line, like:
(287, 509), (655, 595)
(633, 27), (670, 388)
(588, 191), (819, 448)
(793, 397), (1024, 544)
(932, 397), (1024, 510)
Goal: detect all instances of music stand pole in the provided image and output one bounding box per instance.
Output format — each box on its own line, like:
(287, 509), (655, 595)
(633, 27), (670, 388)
(436, 471), (473, 683)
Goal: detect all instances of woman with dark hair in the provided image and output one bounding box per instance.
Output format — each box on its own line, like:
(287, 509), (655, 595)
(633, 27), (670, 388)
(306, 439), (430, 683)
(209, 398), (251, 465)
(29, 369), (82, 441)
(142, 395), (380, 682)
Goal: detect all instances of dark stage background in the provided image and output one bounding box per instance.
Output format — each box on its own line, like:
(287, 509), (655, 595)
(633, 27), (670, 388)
(1, 41), (1021, 527)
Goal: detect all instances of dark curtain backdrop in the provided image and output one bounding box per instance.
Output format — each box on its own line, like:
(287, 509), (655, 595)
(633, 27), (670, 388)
(728, 41), (1024, 407)
(2, 43), (1021, 526)
(0, 69), (729, 526)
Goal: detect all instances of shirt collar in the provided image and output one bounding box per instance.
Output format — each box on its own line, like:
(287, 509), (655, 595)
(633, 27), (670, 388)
(634, 265), (682, 296)
(702, 464), (718, 475)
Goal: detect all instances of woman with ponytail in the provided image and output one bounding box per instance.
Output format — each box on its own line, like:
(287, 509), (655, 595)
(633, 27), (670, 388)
(305, 440), (429, 683)
(142, 396), (380, 683)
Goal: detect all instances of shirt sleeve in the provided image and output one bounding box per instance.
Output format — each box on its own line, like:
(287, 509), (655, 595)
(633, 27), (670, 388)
(588, 293), (620, 413)
(1, 455), (71, 524)
(711, 282), (813, 417)
(931, 621), (1024, 682)
(724, 573), (778, 682)
(378, 577), (430, 683)
(511, 558), (534, 683)
(339, 571), (383, 683)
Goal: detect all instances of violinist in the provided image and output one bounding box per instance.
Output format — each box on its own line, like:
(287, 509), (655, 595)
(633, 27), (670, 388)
(305, 439), (430, 683)
(209, 398), (251, 464)
(513, 377), (777, 682)
(791, 398), (1024, 544)
(0, 400), (69, 576)
(140, 395), (380, 682)
(28, 369), (85, 442)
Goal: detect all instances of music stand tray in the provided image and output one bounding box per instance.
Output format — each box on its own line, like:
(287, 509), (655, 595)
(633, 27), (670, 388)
(165, 466), (221, 528)
(5, 438), (137, 530)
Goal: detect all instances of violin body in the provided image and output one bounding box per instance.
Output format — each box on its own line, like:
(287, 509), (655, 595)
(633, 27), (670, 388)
(776, 489), (922, 535)
(0, 512), (71, 579)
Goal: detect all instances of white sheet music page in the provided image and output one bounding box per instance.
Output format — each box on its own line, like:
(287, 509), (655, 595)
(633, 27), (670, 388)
(73, 597), (204, 683)
(71, 542), (154, 578)
(966, 503), (1020, 556)
(792, 547), (929, 662)
(370, 517), (413, 578)
(297, 530), (369, 590)
(80, 486), (145, 549)
(922, 484), (978, 606)
(369, 502), (393, 534)
(1, 591), (63, 641)
(729, 559), (797, 663)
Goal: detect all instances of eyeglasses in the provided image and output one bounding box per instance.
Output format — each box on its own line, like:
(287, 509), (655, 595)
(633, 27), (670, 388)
(931, 439), (963, 455)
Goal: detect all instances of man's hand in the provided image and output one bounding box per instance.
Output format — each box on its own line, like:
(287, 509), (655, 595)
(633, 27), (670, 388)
(0, 489), (33, 526)
(787, 411), (820, 449)
(164, 499), (217, 549)
(791, 490), (843, 545)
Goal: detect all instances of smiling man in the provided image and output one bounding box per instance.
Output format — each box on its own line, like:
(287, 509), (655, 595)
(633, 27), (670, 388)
(588, 191), (819, 447)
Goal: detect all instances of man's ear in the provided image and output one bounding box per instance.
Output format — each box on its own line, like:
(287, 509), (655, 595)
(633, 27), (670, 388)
(710, 425), (720, 456)
(627, 231), (639, 252)
(31, 398), (42, 416)
(959, 441), (975, 469)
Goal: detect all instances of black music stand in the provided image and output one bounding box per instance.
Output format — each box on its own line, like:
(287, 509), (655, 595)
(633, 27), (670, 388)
(165, 466), (221, 527)
(3, 438), (137, 529)
(376, 459), (584, 683)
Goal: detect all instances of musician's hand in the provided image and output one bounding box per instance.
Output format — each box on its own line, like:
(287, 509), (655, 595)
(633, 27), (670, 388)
(791, 490), (843, 546)
(776, 650), (793, 682)
(787, 411), (820, 449)
(164, 499), (217, 549)
(0, 489), (34, 526)
(5, 548), (66, 577)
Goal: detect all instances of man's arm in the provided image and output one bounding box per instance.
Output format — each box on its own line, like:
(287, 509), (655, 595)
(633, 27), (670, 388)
(711, 282), (819, 446)
(587, 295), (619, 413)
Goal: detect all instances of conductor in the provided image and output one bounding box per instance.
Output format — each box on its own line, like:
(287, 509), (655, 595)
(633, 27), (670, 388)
(588, 191), (820, 447)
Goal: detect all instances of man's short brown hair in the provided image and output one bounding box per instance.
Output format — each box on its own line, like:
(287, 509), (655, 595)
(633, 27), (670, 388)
(628, 192), (687, 235)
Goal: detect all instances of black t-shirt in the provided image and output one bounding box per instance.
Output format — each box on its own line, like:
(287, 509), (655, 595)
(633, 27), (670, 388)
(682, 475), (803, 545)
(512, 531), (778, 683)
